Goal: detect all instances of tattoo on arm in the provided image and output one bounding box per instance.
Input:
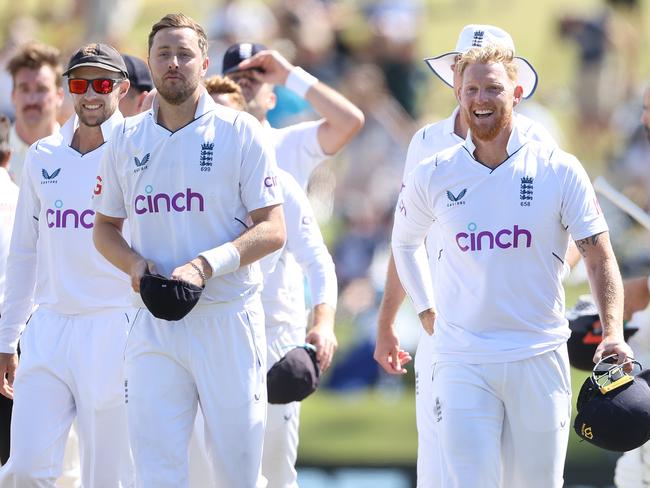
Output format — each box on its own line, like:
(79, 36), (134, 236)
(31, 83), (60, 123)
(575, 232), (603, 257)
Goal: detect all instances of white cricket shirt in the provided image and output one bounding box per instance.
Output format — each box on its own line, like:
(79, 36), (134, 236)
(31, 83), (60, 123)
(261, 168), (337, 328)
(403, 108), (559, 279)
(8, 123), (61, 186)
(0, 112), (131, 353)
(0, 168), (18, 314)
(393, 124), (607, 363)
(94, 90), (283, 305)
(266, 120), (327, 190)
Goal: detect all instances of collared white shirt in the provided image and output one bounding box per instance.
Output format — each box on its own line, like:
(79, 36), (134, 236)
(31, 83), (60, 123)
(0, 168), (18, 314)
(8, 123), (61, 185)
(0, 112), (130, 353)
(392, 124), (607, 363)
(94, 89), (283, 305)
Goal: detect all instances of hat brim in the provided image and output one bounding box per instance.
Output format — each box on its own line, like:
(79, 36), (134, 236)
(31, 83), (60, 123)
(424, 52), (538, 99)
(64, 62), (126, 77)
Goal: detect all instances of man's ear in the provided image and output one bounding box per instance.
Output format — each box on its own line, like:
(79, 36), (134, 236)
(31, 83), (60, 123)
(512, 84), (524, 107)
(118, 79), (131, 100)
(201, 56), (210, 76)
(136, 91), (149, 112)
(267, 90), (277, 111)
(0, 150), (11, 167)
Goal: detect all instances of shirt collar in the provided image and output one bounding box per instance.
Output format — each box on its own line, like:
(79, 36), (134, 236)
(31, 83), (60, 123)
(60, 110), (125, 146)
(152, 87), (216, 122)
(443, 106), (460, 136)
(463, 120), (528, 159)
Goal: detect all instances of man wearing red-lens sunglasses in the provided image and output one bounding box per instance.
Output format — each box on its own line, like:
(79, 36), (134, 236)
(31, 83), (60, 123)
(0, 43), (135, 487)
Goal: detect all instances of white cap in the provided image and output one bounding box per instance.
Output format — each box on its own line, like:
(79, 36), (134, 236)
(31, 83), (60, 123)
(424, 24), (538, 99)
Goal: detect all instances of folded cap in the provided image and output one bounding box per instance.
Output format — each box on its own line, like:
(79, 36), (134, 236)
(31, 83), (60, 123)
(574, 357), (650, 452)
(267, 346), (320, 404)
(222, 42), (267, 75)
(423, 24), (538, 99)
(122, 54), (153, 92)
(139, 272), (203, 322)
(63, 43), (128, 78)
(567, 295), (638, 371)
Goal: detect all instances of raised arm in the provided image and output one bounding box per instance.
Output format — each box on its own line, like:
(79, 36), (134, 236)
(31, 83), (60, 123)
(236, 50), (364, 154)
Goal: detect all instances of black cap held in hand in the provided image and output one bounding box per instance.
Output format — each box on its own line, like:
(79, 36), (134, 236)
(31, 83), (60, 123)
(222, 42), (267, 75)
(267, 346), (320, 404)
(567, 295), (639, 371)
(574, 367), (650, 452)
(64, 43), (128, 77)
(139, 273), (203, 322)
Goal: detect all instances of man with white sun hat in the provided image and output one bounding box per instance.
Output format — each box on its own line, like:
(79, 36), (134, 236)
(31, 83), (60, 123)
(424, 25), (539, 100)
(374, 24), (558, 487)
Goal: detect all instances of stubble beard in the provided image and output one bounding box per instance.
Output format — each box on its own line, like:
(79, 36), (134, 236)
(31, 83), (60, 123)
(157, 76), (199, 106)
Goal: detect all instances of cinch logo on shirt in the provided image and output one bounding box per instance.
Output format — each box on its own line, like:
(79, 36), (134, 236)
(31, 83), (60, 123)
(455, 223), (532, 252)
(46, 200), (94, 229)
(41, 168), (61, 184)
(264, 176), (278, 188)
(134, 186), (205, 215)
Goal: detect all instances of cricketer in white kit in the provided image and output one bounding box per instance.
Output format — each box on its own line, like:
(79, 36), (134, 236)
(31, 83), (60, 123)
(93, 14), (285, 488)
(392, 44), (631, 488)
(0, 43), (134, 488)
(259, 168), (337, 488)
(374, 24), (558, 488)
(222, 43), (363, 487)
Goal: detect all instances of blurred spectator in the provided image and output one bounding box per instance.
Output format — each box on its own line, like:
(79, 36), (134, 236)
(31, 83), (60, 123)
(119, 54), (153, 117)
(0, 17), (40, 120)
(6, 41), (64, 184)
(79, 0), (142, 45)
(558, 0), (643, 133)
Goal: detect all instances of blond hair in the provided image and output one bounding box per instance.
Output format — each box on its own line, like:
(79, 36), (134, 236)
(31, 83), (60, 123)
(148, 13), (208, 58)
(204, 75), (247, 110)
(7, 41), (63, 87)
(456, 44), (518, 83)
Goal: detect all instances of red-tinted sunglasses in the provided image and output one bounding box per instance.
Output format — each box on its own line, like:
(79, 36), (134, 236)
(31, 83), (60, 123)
(68, 78), (124, 95)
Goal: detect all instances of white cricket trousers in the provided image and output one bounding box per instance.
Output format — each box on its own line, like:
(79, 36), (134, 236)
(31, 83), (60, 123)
(125, 297), (267, 488)
(414, 332), (443, 488)
(261, 324), (305, 488)
(0, 307), (134, 488)
(432, 345), (572, 488)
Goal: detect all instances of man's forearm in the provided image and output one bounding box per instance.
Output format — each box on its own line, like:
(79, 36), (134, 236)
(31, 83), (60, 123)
(311, 303), (335, 331)
(377, 253), (407, 333)
(93, 218), (143, 275)
(307, 82), (364, 155)
(579, 234), (625, 340)
(232, 205), (285, 267)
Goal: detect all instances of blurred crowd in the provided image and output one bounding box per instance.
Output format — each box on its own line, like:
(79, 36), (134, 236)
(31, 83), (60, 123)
(0, 0), (649, 390)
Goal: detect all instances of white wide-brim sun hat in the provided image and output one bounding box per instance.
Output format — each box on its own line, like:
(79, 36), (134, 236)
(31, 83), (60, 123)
(424, 24), (538, 99)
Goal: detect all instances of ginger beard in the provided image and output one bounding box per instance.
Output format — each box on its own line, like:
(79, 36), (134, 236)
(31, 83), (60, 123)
(462, 100), (513, 142)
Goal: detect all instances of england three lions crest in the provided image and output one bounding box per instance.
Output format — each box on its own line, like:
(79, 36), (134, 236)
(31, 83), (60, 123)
(200, 143), (213, 172)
